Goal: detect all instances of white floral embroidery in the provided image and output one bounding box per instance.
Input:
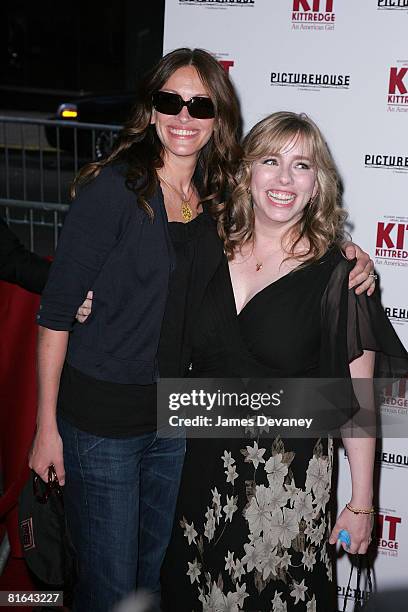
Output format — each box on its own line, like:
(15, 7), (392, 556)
(208, 583), (225, 609)
(221, 591), (239, 612)
(241, 542), (258, 572)
(302, 547), (317, 571)
(245, 485), (272, 536)
(271, 591), (288, 612)
(290, 579), (308, 605)
(186, 558), (201, 584)
(223, 494), (238, 522)
(285, 480), (299, 507)
(307, 595), (317, 612)
(326, 559), (333, 581)
(183, 520), (198, 545)
(225, 550), (235, 574)
(205, 507), (215, 523)
(233, 558), (246, 582)
(313, 484), (330, 514)
(214, 503), (223, 524)
(304, 523), (321, 546)
(305, 456), (329, 496)
(294, 491), (314, 523)
(225, 463), (238, 484)
(278, 549), (292, 570)
(234, 582), (249, 607)
(267, 507), (299, 548)
(261, 549), (280, 580)
(212, 486), (221, 507)
(268, 484), (290, 513)
(244, 441), (266, 469)
(221, 450), (235, 469)
(265, 453), (288, 488)
(204, 515), (216, 542)
(181, 438), (333, 609)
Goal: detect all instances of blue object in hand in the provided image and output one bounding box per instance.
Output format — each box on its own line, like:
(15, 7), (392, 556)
(338, 529), (351, 548)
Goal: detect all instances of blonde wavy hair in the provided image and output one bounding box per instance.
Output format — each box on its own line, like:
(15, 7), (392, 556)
(218, 111), (347, 263)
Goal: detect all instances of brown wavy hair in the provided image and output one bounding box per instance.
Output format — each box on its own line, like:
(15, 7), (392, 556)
(218, 111), (347, 263)
(71, 48), (242, 219)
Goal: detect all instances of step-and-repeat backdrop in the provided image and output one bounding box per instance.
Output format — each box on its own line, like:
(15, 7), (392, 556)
(163, 0), (408, 609)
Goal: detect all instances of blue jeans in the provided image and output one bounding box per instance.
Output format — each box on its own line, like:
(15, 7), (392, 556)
(58, 416), (185, 612)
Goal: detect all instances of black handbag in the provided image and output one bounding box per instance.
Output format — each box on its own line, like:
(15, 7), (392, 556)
(342, 554), (373, 611)
(18, 465), (76, 586)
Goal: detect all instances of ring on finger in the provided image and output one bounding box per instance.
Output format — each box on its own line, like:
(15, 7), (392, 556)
(368, 273), (378, 279)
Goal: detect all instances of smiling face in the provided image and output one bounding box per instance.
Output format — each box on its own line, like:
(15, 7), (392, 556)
(250, 136), (318, 231)
(150, 65), (215, 164)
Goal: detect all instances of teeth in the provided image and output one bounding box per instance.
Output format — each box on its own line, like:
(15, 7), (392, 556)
(170, 128), (196, 136)
(267, 191), (295, 202)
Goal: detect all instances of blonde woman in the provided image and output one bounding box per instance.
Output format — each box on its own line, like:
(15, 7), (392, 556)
(161, 112), (407, 611)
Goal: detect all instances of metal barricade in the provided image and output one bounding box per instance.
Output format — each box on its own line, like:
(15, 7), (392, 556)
(0, 115), (121, 254)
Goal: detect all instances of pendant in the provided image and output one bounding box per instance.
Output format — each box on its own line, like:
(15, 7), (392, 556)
(181, 200), (193, 223)
(256, 262), (263, 272)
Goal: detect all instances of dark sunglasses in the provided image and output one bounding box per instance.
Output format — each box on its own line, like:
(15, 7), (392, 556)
(152, 91), (215, 119)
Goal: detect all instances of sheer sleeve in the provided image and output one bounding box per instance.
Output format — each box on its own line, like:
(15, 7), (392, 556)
(319, 252), (408, 434)
(320, 254), (408, 379)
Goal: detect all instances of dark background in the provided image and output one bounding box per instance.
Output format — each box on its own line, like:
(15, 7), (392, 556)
(1, 0), (165, 111)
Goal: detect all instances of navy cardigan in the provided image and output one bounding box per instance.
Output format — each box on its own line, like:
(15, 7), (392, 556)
(38, 164), (175, 384)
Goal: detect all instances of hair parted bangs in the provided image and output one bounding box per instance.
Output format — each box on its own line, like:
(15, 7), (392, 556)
(218, 111), (347, 264)
(71, 48), (242, 219)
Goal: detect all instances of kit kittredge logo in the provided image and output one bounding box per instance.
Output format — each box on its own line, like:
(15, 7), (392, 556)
(364, 154), (408, 172)
(381, 378), (408, 407)
(387, 66), (408, 108)
(217, 59), (235, 74)
(271, 72), (349, 89)
(291, 0), (335, 23)
(375, 217), (408, 264)
(378, 0), (408, 9)
(376, 512), (401, 553)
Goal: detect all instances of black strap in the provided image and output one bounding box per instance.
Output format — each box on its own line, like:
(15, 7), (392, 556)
(343, 555), (373, 611)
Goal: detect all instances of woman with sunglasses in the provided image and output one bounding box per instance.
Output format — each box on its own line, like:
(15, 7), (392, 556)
(29, 48), (373, 611)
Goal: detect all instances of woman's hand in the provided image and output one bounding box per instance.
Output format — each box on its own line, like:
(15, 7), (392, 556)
(29, 426), (65, 485)
(343, 241), (376, 296)
(329, 506), (374, 555)
(76, 290), (93, 323)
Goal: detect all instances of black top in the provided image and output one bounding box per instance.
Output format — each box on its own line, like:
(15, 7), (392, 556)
(0, 216), (50, 294)
(38, 164), (175, 385)
(58, 208), (223, 437)
(191, 246), (408, 380)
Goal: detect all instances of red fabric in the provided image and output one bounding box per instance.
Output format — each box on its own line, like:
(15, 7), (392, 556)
(0, 280), (39, 556)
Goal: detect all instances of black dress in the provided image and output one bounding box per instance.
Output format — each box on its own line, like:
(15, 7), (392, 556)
(161, 247), (408, 612)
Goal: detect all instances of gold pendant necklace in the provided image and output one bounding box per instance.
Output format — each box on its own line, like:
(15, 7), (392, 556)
(253, 243), (282, 272)
(158, 174), (194, 223)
